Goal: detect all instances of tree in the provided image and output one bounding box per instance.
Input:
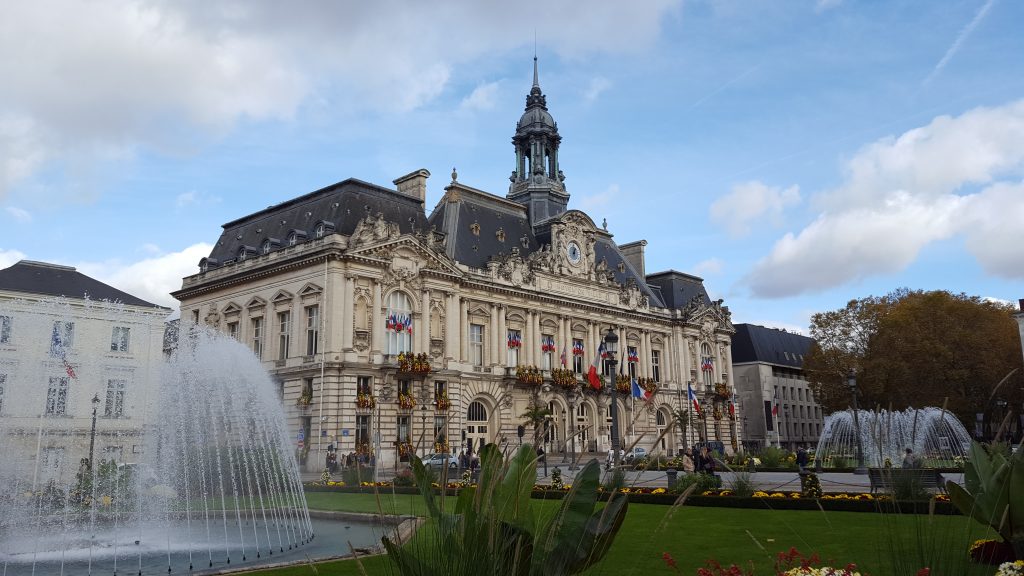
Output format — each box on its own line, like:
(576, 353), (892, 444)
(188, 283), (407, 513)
(670, 407), (696, 450)
(805, 289), (1024, 430)
(521, 399), (553, 449)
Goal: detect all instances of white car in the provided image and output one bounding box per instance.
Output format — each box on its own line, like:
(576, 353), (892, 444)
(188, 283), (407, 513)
(606, 447), (647, 468)
(423, 453), (458, 470)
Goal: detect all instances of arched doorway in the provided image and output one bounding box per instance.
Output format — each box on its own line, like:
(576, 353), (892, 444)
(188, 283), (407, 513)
(465, 399), (491, 454)
(656, 407), (675, 454)
(546, 399), (564, 455)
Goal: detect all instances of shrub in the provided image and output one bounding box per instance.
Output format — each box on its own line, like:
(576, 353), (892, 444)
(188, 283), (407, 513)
(727, 472), (755, 498)
(393, 467), (415, 487)
(671, 473), (721, 494)
(757, 446), (789, 468)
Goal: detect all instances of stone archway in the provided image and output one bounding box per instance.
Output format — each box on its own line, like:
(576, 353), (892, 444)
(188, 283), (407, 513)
(464, 396), (497, 454)
(656, 406), (676, 455)
(545, 396), (568, 455)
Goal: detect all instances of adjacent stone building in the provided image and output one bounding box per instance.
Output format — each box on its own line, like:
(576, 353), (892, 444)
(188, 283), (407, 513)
(731, 323), (822, 452)
(172, 60), (739, 470)
(0, 260), (169, 486)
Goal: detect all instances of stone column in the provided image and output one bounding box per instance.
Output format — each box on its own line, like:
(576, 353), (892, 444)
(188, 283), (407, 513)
(372, 280), (383, 363)
(490, 303), (500, 368)
(342, 275), (354, 351)
(421, 288), (431, 354)
(557, 314), (566, 368)
(446, 293), (459, 363)
(497, 305), (508, 371)
(524, 310), (535, 367)
(644, 330), (653, 380)
(459, 297), (468, 363)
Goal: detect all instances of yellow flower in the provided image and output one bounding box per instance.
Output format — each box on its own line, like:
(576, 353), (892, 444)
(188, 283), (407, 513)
(652, 488), (666, 494)
(753, 491), (770, 498)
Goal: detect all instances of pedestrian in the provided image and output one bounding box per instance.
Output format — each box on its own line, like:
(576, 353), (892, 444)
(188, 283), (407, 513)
(902, 448), (917, 468)
(682, 448), (695, 473)
(796, 446), (808, 473)
(699, 446), (715, 475)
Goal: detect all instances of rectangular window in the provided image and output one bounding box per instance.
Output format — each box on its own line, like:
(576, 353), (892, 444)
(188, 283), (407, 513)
(110, 326), (130, 353)
(541, 333), (553, 370)
(397, 416), (410, 442)
(46, 376), (69, 415)
(627, 346), (637, 379)
(105, 378), (126, 417)
(305, 305), (319, 356)
(572, 338), (584, 374)
(50, 321), (74, 356)
(356, 415), (370, 447)
(764, 400), (774, 431)
(278, 311), (291, 360)
(506, 329), (520, 366)
(434, 380), (446, 397)
(434, 416), (447, 445)
(651, 350), (661, 382)
(357, 376), (372, 395)
(227, 321), (239, 340)
(469, 323), (484, 367)
(251, 317), (263, 358)
(0, 315), (11, 344)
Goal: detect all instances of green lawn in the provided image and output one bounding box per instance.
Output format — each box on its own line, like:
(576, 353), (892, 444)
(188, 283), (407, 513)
(249, 492), (995, 575)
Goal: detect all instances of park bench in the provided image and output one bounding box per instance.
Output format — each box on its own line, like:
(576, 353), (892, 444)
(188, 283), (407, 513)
(867, 468), (946, 494)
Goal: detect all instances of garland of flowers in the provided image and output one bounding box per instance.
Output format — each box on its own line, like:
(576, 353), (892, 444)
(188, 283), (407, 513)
(396, 440), (415, 458)
(434, 440), (450, 453)
(615, 375), (631, 395)
(435, 391), (451, 411)
(354, 442), (372, 456)
(800, 472), (823, 498)
(356, 393), (376, 410)
(516, 365), (543, 386)
(296, 391), (312, 407)
(551, 368), (577, 389)
(714, 382), (730, 400)
(397, 392), (416, 410)
(397, 352), (431, 374)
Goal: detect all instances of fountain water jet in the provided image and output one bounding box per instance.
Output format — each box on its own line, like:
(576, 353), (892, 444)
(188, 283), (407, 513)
(0, 300), (317, 574)
(814, 407), (972, 468)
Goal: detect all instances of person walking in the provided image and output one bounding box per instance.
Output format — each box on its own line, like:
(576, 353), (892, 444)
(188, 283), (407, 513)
(796, 446), (808, 473)
(902, 448), (918, 468)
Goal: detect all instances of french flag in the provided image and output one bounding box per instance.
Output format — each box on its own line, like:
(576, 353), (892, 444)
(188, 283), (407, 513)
(631, 377), (651, 400)
(586, 342), (606, 390)
(688, 383), (701, 416)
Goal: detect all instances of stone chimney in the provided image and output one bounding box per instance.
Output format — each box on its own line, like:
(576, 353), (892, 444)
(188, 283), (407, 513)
(393, 169), (430, 203)
(618, 240), (648, 278)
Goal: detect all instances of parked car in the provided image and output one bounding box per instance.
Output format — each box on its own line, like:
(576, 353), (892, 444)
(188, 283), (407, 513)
(424, 453), (458, 470)
(606, 447), (647, 468)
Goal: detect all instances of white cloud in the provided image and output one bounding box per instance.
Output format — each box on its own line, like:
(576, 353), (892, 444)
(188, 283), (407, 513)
(692, 258), (724, 277)
(460, 81), (500, 111)
(139, 243), (162, 255)
(175, 191), (198, 208)
(747, 99), (1024, 298)
(710, 181), (800, 238)
(0, 0), (681, 199)
(4, 206), (32, 223)
(77, 243), (213, 308)
(583, 77), (612, 103)
(579, 184), (620, 212)
(0, 248), (27, 269)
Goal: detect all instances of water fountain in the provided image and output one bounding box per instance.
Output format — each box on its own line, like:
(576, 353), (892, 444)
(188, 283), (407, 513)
(814, 407), (973, 468)
(0, 299), (368, 575)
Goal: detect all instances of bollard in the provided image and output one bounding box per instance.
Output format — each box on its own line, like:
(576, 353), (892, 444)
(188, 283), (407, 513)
(666, 468), (678, 488)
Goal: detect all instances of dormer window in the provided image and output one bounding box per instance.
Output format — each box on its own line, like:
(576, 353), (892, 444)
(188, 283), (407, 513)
(313, 220), (336, 239)
(237, 246), (256, 261)
(263, 241), (272, 254)
(198, 257), (219, 273)
(261, 238), (281, 255)
(288, 232), (298, 246)
(286, 229), (308, 246)
(238, 247), (248, 261)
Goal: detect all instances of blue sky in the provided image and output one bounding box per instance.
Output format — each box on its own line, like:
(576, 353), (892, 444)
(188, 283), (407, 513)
(1, 0), (1022, 331)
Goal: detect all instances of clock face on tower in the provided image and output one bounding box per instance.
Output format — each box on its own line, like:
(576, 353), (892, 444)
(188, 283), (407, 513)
(566, 241), (582, 265)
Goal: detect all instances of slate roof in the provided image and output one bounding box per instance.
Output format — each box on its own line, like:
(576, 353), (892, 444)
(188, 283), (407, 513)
(427, 185), (666, 307)
(0, 260), (166, 309)
(205, 178), (429, 265)
(731, 323), (814, 368)
(645, 270), (712, 310)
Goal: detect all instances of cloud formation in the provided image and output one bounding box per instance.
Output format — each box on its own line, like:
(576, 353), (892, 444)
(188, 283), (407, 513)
(0, 248), (27, 269)
(460, 82), (500, 111)
(747, 99), (1024, 298)
(4, 206), (32, 223)
(710, 180), (800, 238)
(923, 0), (997, 85)
(77, 243), (213, 308)
(0, 0), (680, 199)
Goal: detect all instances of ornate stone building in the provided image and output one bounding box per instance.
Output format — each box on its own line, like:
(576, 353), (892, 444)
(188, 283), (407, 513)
(172, 60), (737, 469)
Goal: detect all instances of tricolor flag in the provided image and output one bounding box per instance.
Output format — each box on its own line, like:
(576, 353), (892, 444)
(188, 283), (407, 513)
(687, 383), (701, 416)
(728, 395), (736, 418)
(626, 346), (639, 363)
(701, 356), (714, 372)
(559, 342), (567, 367)
(771, 388), (779, 416)
(631, 377), (651, 400)
(586, 342), (606, 390)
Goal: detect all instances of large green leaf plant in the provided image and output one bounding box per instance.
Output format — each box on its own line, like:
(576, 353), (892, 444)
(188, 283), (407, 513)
(947, 442), (1024, 557)
(382, 443), (628, 575)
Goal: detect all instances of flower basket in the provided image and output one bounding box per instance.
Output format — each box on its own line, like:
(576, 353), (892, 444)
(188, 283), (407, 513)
(296, 393), (312, 407)
(435, 392), (451, 411)
(638, 377), (658, 397)
(516, 365), (544, 386)
(434, 440), (449, 453)
(398, 352), (431, 374)
(355, 442), (372, 456)
(715, 383), (730, 400)
(396, 441), (415, 458)
(551, 368), (577, 390)
(615, 375), (630, 395)
(397, 392), (416, 410)
(356, 393), (376, 410)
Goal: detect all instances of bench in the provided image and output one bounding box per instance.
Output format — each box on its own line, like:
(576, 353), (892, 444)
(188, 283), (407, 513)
(867, 468), (946, 494)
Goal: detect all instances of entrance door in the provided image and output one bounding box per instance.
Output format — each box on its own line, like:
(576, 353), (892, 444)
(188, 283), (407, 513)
(465, 400), (489, 454)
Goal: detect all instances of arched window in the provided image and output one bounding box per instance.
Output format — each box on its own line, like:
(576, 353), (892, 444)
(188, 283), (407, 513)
(287, 232), (298, 246)
(238, 247), (248, 261)
(315, 223), (325, 238)
(467, 401), (487, 422)
(262, 240), (273, 254)
(701, 342), (714, 390)
(656, 411), (666, 426)
(385, 291), (412, 354)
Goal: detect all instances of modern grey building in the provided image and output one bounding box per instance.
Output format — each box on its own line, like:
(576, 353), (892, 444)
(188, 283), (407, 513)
(731, 323), (822, 452)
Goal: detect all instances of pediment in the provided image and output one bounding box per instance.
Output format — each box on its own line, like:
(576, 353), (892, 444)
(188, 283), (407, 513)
(299, 283), (323, 297)
(272, 289), (294, 304)
(246, 296), (267, 309)
(221, 302), (242, 315)
(348, 236), (462, 277)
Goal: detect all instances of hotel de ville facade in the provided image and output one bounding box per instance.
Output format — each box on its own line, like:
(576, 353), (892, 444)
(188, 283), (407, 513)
(173, 61), (739, 470)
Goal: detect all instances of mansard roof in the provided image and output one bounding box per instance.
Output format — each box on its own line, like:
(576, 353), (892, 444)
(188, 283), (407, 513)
(646, 270), (713, 310)
(731, 323), (814, 368)
(205, 178), (428, 265)
(0, 260), (167, 309)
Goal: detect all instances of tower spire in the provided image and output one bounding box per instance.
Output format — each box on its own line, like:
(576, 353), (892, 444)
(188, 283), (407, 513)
(533, 55), (539, 88)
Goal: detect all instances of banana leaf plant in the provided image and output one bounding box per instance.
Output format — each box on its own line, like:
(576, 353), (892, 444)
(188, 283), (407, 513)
(947, 442), (1024, 558)
(382, 443), (628, 576)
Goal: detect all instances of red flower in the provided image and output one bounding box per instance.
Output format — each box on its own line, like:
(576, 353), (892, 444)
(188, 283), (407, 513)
(662, 552), (677, 570)
(915, 569), (930, 576)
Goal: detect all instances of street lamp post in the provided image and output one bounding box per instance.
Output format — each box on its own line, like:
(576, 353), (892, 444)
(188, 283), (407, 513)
(420, 405), (428, 459)
(848, 370), (868, 475)
(375, 383), (393, 482)
(88, 393), (100, 472)
(603, 327), (620, 469)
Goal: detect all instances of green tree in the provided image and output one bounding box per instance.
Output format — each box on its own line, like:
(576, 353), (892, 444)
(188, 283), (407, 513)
(521, 399), (553, 448)
(805, 289), (1024, 428)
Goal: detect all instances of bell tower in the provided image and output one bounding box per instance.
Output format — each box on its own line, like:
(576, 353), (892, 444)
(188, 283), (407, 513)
(507, 57), (568, 225)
